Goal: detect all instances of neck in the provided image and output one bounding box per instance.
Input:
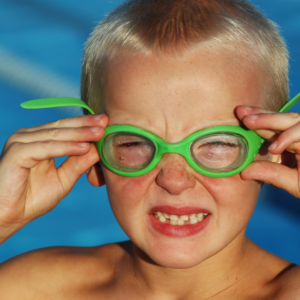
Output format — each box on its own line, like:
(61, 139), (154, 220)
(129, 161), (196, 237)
(129, 235), (263, 299)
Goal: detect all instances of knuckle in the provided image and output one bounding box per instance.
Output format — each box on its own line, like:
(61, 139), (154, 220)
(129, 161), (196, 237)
(51, 117), (69, 128)
(47, 128), (60, 138)
(3, 136), (16, 150)
(6, 142), (23, 156)
(2, 137), (20, 155)
(6, 129), (25, 145)
(3, 129), (29, 152)
(38, 140), (55, 154)
(288, 112), (300, 119)
(42, 139), (55, 147)
(51, 119), (62, 127)
(10, 141), (23, 150)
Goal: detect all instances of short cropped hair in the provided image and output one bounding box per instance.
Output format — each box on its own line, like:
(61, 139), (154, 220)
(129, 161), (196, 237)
(81, 0), (289, 114)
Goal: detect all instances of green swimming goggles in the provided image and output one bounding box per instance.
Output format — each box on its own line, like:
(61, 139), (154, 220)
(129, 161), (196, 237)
(21, 93), (300, 178)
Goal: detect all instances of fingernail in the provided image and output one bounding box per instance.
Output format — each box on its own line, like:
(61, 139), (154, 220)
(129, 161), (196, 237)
(244, 106), (253, 110)
(270, 154), (280, 163)
(79, 143), (89, 147)
(268, 141), (278, 150)
(90, 127), (101, 132)
(94, 114), (104, 120)
(248, 114), (258, 120)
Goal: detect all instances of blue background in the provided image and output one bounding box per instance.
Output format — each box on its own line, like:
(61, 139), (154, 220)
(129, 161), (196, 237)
(0, 0), (300, 263)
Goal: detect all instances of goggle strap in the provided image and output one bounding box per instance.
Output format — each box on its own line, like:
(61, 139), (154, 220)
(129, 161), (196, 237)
(20, 97), (95, 115)
(279, 92), (300, 113)
(21, 93), (300, 115)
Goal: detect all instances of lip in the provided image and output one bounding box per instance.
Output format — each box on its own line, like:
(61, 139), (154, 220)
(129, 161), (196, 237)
(149, 205), (211, 237)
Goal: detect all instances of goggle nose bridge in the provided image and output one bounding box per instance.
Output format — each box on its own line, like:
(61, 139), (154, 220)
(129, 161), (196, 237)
(155, 138), (192, 158)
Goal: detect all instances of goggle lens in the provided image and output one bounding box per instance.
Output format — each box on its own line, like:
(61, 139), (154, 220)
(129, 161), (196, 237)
(103, 133), (155, 171)
(190, 133), (248, 172)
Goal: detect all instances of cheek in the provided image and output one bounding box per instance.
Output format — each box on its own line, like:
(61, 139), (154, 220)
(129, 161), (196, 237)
(104, 167), (156, 213)
(195, 173), (261, 223)
(103, 167), (160, 239)
(198, 174), (262, 248)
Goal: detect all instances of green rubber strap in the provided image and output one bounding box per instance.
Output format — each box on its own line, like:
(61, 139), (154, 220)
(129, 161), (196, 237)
(279, 92), (300, 113)
(20, 97), (95, 115)
(20, 93), (300, 115)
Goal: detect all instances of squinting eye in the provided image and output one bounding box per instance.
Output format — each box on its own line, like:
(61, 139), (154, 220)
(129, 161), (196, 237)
(191, 134), (247, 171)
(103, 133), (155, 170)
(114, 140), (153, 166)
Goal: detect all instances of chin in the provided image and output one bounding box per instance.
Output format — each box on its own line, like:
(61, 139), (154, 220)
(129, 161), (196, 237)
(134, 239), (216, 269)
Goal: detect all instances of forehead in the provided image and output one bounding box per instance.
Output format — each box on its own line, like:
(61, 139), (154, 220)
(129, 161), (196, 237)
(102, 47), (265, 140)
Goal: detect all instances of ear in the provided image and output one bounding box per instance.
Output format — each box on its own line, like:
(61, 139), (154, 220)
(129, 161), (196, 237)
(86, 162), (106, 187)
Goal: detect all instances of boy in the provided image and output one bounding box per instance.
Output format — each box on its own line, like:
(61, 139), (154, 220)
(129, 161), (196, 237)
(0, 0), (300, 298)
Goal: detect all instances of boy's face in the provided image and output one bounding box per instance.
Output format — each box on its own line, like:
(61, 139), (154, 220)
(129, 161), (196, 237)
(101, 46), (268, 268)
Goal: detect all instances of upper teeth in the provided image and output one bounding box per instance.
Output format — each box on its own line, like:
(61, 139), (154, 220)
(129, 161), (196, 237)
(154, 212), (208, 225)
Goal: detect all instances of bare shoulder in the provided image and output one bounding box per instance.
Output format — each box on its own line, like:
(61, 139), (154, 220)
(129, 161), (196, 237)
(0, 241), (133, 299)
(241, 242), (300, 299)
(272, 264), (300, 299)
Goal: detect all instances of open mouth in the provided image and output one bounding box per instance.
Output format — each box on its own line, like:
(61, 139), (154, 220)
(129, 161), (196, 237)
(154, 211), (209, 225)
(149, 206), (211, 237)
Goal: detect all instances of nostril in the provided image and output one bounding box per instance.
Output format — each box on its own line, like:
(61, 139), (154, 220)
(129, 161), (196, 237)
(156, 163), (196, 195)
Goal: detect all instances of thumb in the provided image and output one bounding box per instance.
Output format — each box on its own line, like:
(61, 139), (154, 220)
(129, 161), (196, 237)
(241, 161), (299, 197)
(57, 144), (100, 196)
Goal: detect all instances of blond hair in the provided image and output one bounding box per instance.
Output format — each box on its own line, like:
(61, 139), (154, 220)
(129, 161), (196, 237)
(81, 0), (289, 114)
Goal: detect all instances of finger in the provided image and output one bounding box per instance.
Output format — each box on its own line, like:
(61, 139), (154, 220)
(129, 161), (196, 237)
(267, 122), (300, 154)
(235, 105), (275, 121)
(17, 114), (108, 133)
(4, 126), (105, 149)
(235, 106), (280, 141)
(237, 107), (300, 154)
(235, 106), (291, 141)
(3, 114), (108, 154)
(57, 144), (101, 194)
(2, 141), (91, 169)
(242, 112), (300, 132)
(241, 161), (299, 198)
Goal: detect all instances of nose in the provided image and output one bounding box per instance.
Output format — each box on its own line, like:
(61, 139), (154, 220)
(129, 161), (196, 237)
(156, 154), (196, 195)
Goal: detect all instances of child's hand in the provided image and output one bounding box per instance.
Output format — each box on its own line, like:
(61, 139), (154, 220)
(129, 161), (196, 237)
(236, 106), (300, 197)
(0, 114), (108, 243)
